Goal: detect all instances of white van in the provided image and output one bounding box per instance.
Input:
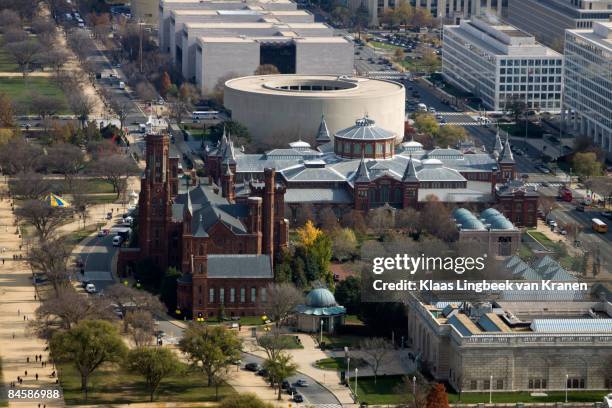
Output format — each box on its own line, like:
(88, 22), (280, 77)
(138, 123), (146, 133)
(112, 235), (123, 247)
(118, 81), (126, 90)
(417, 103), (427, 112)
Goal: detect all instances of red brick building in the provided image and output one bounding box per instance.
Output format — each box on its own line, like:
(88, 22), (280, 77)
(121, 133), (288, 318)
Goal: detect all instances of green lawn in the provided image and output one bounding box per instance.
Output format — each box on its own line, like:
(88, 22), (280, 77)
(345, 314), (364, 325)
(82, 194), (119, 205)
(528, 231), (553, 246)
(319, 334), (365, 349)
(315, 357), (367, 371)
(0, 47), (18, 72)
(449, 390), (609, 404)
(62, 222), (106, 252)
(0, 77), (68, 114)
(352, 374), (609, 405)
(59, 362), (236, 405)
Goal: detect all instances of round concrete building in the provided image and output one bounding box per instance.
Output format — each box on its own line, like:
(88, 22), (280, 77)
(223, 75), (405, 148)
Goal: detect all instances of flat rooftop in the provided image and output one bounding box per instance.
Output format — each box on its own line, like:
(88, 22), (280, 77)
(162, 0), (293, 4)
(428, 299), (612, 336)
(197, 35), (350, 43)
(568, 21), (612, 53)
(185, 22), (328, 28)
(171, 9), (309, 16)
(224, 75), (403, 98)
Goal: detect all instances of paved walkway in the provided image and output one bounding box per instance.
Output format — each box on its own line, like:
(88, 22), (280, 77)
(0, 180), (65, 407)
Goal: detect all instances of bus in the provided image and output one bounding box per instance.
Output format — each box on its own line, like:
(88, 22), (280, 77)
(592, 218), (608, 233)
(192, 111), (219, 121)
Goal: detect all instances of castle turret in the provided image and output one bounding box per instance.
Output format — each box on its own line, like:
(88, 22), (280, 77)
(353, 154), (371, 211)
(315, 115), (331, 147)
(498, 138), (516, 182)
(262, 168), (275, 260)
(402, 156), (419, 208)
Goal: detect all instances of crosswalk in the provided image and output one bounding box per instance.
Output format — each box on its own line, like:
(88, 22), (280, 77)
(311, 405), (343, 408)
(524, 182), (564, 189)
(440, 121), (481, 126)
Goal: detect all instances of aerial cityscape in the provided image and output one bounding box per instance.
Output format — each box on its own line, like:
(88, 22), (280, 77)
(0, 0), (610, 406)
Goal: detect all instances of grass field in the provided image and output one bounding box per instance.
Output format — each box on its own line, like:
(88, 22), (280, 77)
(369, 40), (403, 51)
(528, 231), (554, 246)
(315, 357), (367, 371)
(0, 77), (68, 114)
(319, 334), (365, 349)
(59, 362), (235, 405)
(0, 47), (18, 72)
(353, 375), (609, 405)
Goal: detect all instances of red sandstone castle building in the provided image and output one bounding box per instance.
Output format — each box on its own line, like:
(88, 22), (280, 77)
(120, 133), (288, 318)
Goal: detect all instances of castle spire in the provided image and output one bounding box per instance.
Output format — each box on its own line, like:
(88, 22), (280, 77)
(499, 137), (514, 163)
(354, 153), (371, 183)
(402, 155), (418, 182)
(316, 114), (331, 145)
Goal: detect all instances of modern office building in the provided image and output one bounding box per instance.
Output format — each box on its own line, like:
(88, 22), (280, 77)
(506, 0), (612, 50)
(167, 9), (314, 63)
(406, 292), (612, 392)
(132, 0), (159, 24)
(563, 22), (612, 159)
(223, 75), (406, 146)
(443, 19), (563, 112)
(159, 0), (298, 52)
(348, 0), (505, 27)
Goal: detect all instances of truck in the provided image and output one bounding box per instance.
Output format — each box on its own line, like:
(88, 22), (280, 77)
(557, 186), (572, 202)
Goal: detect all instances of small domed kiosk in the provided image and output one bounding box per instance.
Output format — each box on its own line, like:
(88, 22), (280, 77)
(296, 288), (346, 334)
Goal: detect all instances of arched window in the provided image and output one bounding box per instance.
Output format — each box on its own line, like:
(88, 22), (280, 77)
(365, 144), (373, 155)
(343, 142), (351, 153)
(354, 144), (362, 154)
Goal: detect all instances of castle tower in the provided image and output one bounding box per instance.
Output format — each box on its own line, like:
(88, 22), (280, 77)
(247, 196), (263, 254)
(353, 154), (371, 211)
(139, 133), (172, 270)
(262, 168), (275, 260)
(498, 138), (516, 182)
(315, 115), (331, 147)
(402, 156), (419, 208)
(220, 164), (235, 203)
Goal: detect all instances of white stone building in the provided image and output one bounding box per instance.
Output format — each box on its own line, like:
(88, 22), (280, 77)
(506, 0), (612, 49)
(442, 19), (563, 112)
(563, 22), (612, 159)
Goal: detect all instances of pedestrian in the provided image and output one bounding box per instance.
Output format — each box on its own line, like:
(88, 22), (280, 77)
(27, 357), (29, 363)
(2, 258), (4, 265)
(12, 332), (14, 339)
(24, 370), (27, 376)
(35, 373), (38, 381)
(39, 354), (42, 361)
(17, 309), (20, 316)
(23, 315), (26, 321)
(34, 293), (37, 300)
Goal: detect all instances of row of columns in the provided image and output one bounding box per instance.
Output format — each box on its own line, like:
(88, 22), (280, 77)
(562, 108), (612, 155)
(434, 0), (502, 19)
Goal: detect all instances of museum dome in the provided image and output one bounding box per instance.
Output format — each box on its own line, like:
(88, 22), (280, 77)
(334, 116), (396, 159)
(306, 288), (338, 308)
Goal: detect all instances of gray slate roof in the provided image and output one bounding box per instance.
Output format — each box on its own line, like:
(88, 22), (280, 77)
(334, 117), (395, 141)
(207, 254), (273, 279)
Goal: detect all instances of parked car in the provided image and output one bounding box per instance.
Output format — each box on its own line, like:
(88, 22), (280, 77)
(281, 380), (290, 390)
(536, 165), (551, 174)
(293, 379), (309, 387)
(293, 394), (304, 403)
(85, 283), (97, 294)
(245, 362), (261, 372)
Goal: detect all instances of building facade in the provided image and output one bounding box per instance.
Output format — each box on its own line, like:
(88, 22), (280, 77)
(120, 133), (289, 318)
(405, 294), (612, 392)
(506, 0), (612, 50)
(204, 118), (538, 227)
(563, 22), (612, 159)
(224, 75), (406, 148)
(348, 0), (505, 27)
(443, 19), (563, 112)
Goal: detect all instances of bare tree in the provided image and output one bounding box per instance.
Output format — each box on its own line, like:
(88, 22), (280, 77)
(5, 40), (41, 78)
(68, 92), (95, 128)
(0, 138), (44, 173)
(15, 200), (73, 241)
(88, 155), (139, 198)
(538, 195), (558, 221)
(38, 49), (70, 77)
(369, 206), (395, 234)
(395, 207), (420, 233)
(2, 27), (28, 43)
(318, 207), (339, 231)
(29, 92), (63, 121)
(67, 28), (94, 62)
(563, 222), (582, 245)
(109, 98), (131, 131)
(32, 287), (115, 337)
(359, 337), (393, 384)
(254, 64), (280, 75)
(124, 309), (155, 347)
(135, 81), (157, 102)
(28, 239), (72, 295)
(104, 284), (165, 332)
(264, 282), (304, 328)
(0, 9), (21, 32)
(31, 17), (57, 46)
(45, 143), (86, 190)
(11, 171), (52, 200)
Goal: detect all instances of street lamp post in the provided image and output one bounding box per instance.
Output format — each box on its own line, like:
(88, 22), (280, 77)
(355, 368), (359, 399)
(412, 375), (416, 397)
(565, 374), (569, 403)
(489, 375), (493, 404)
(320, 319), (324, 345)
(347, 357), (351, 384)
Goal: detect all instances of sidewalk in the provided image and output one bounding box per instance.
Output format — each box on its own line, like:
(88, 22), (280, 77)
(0, 180), (65, 407)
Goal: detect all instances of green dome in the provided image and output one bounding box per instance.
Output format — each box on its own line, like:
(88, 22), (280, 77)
(306, 288), (337, 308)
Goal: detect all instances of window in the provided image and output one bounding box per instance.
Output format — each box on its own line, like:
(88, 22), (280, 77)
(230, 288), (235, 303)
(470, 380), (477, 390)
(261, 287), (267, 303)
(219, 288), (225, 304)
(209, 288), (215, 303)
(529, 379), (547, 389)
(567, 378), (585, 389)
(240, 288), (245, 303)
(496, 379), (504, 390)
(343, 142), (351, 153)
(365, 144), (373, 155)
(354, 144), (361, 154)
(483, 379), (490, 390)
(376, 143), (383, 154)
(251, 287), (257, 303)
